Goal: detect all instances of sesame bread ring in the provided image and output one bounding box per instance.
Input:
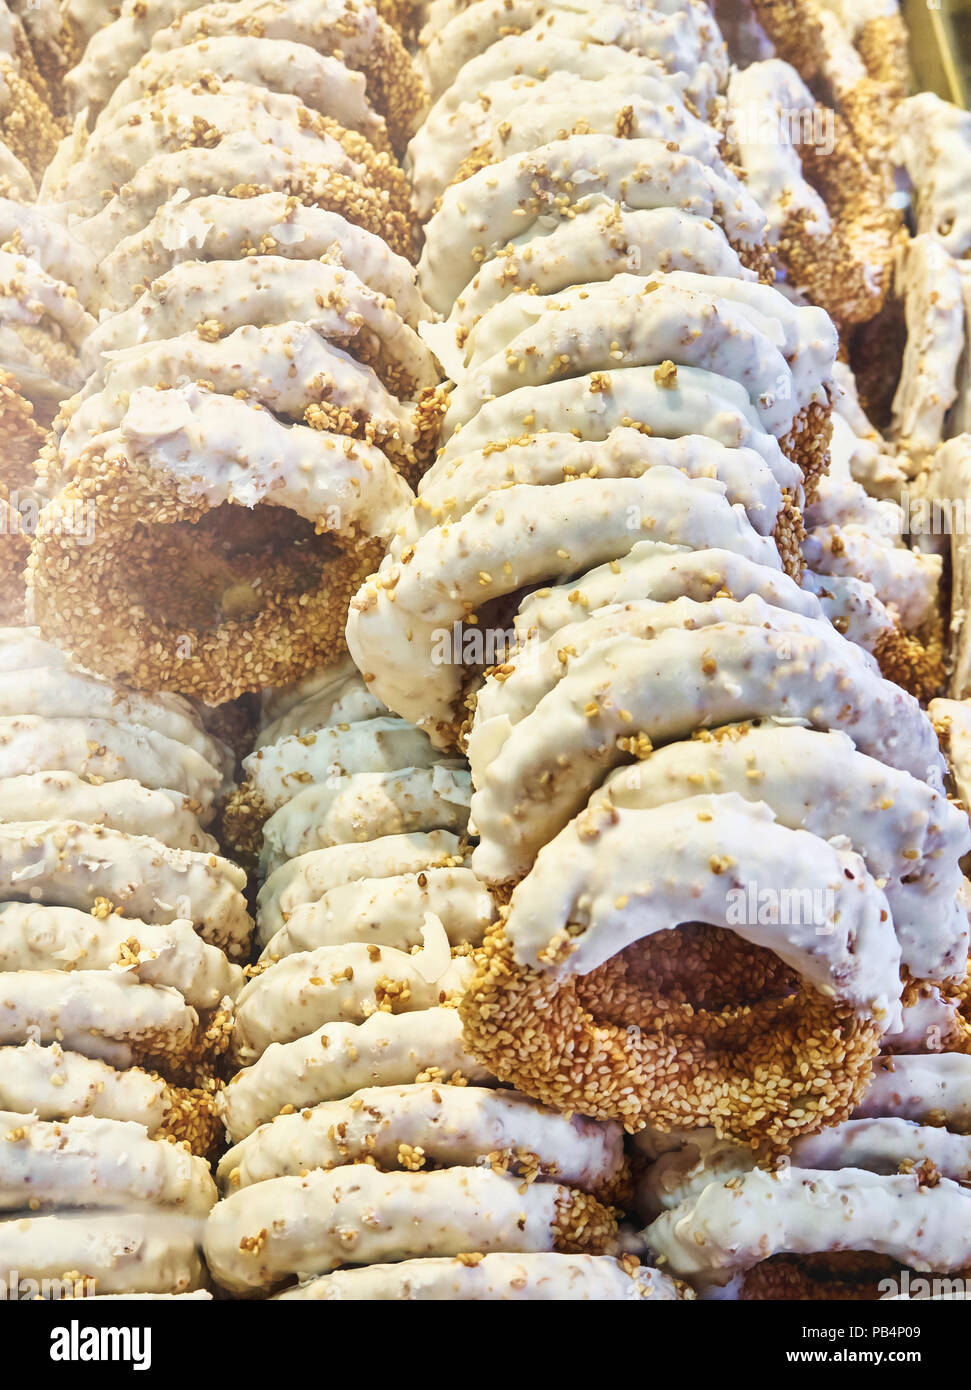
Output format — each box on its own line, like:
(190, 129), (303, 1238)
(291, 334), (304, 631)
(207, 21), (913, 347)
(0, 662), (232, 775)
(56, 85), (407, 223)
(645, 1168), (971, 1291)
(419, 135), (768, 315)
(0, 1042), (218, 1153)
(433, 368), (793, 482)
(256, 830), (468, 943)
(0, 136), (33, 200)
(487, 792), (901, 1013)
(442, 289), (801, 446)
(67, 0), (425, 146)
(0, 1112), (216, 1216)
(0, 821), (252, 959)
(98, 38), (388, 152)
(417, 0), (725, 105)
(596, 724), (969, 983)
(204, 1164), (617, 1293)
(0, 199), (99, 310)
(0, 902), (244, 1009)
(242, 717), (444, 816)
(217, 1083), (625, 1195)
(0, 1210), (205, 1295)
(803, 527), (940, 634)
(71, 137), (413, 262)
(514, 545), (820, 648)
(99, 195), (428, 322)
(442, 206), (753, 356)
(233, 943), (474, 1062)
(0, 248), (96, 404)
(474, 597), (862, 758)
(893, 93), (971, 259)
(260, 867), (495, 960)
(260, 766), (472, 874)
(789, 1117), (971, 1184)
(256, 674), (386, 749)
(890, 235), (965, 464)
(60, 324), (420, 472)
(348, 470), (785, 738)
(468, 621), (945, 885)
(0, 773), (216, 852)
(727, 59), (896, 327)
(0, 716), (230, 807)
(219, 1007), (492, 1143)
(276, 1253), (676, 1301)
(413, 429), (799, 542)
(0, 970), (198, 1070)
(0, 1041), (168, 1130)
(409, 69), (723, 219)
(85, 259), (438, 400)
(855, 1054), (971, 1131)
(932, 696), (971, 814)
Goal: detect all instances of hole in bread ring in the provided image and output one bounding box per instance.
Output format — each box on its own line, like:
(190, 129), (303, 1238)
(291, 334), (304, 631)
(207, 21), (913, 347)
(460, 921), (883, 1148)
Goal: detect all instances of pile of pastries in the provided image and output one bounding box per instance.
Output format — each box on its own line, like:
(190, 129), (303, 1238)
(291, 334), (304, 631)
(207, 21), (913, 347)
(1, 0), (970, 1300)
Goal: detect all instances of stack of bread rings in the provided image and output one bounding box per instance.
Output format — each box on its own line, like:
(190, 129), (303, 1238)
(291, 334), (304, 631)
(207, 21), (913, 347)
(20, 0), (446, 705)
(0, 624), (253, 1296)
(204, 660), (677, 1300)
(1, 0), (970, 1305)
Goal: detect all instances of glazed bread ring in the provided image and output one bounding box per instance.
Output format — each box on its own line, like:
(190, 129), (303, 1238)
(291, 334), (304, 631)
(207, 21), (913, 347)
(217, 1083), (625, 1195)
(0, 1210), (205, 1295)
(0, 902), (243, 1009)
(204, 1163), (617, 1293)
(0, 1111), (216, 1216)
(219, 1007), (493, 1144)
(275, 1253), (677, 1301)
(0, 773), (216, 852)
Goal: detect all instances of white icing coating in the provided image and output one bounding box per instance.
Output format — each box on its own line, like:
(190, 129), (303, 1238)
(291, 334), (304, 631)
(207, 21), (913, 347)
(259, 867), (496, 959)
(218, 1008), (493, 1143)
(0, 1210), (205, 1294)
(893, 93), (971, 258)
(0, 901), (243, 1008)
(419, 134), (766, 314)
(0, 820), (251, 959)
(891, 235), (965, 462)
(0, 1111), (216, 1214)
(0, 1041), (167, 1131)
(855, 1054), (971, 1131)
(217, 1083), (624, 1193)
(275, 1253), (676, 1301)
(260, 765), (472, 874)
(98, 194), (427, 323)
(233, 942), (473, 1061)
(204, 1164), (586, 1292)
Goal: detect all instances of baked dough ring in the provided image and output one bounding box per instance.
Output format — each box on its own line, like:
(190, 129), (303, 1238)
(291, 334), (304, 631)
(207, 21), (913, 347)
(419, 135), (768, 314)
(256, 829), (468, 943)
(467, 618), (944, 884)
(204, 1164), (617, 1293)
(67, 0), (425, 146)
(417, 0), (725, 105)
(0, 248), (96, 404)
(855, 1054), (971, 1131)
(351, 468), (785, 738)
(646, 1167), (971, 1290)
(98, 195), (428, 321)
(0, 1210), (205, 1295)
(0, 773), (216, 852)
(0, 969), (198, 1070)
(260, 766), (472, 874)
(98, 37), (389, 152)
(0, 1111), (216, 1215)
(233, 942), (473, 1061)
(441, 206), (753, 355)
(0, 820), (252, 959)
(85, 259), (439, 400)
(217, 1083), (625, 1195)
(219, 1007), (493, 1143)
(0, 902), (243, 1009)
(275, 1253), (677, 1301)
(893, 92), (971, 259)
(259, 866), (496, 960)
(71, 136), (413, 262)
